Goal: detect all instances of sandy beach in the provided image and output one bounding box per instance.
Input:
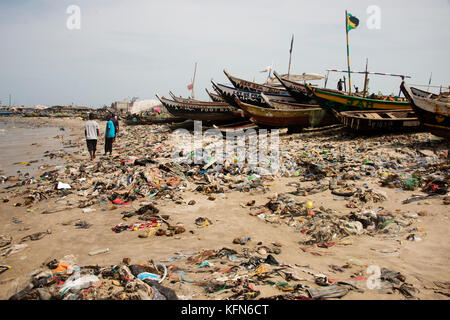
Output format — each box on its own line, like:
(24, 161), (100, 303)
(0, 116), (449, 300)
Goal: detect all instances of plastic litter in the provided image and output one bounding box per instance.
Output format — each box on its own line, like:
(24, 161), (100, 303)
(59, 274), (100, 296)
(88, 248), (110, 256)
(57, 182), (71, 189)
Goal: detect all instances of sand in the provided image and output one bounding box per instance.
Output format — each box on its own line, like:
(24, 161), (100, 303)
(0, 116), (449, 300)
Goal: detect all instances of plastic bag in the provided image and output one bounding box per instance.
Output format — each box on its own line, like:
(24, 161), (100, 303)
(59, 270), (99, 296)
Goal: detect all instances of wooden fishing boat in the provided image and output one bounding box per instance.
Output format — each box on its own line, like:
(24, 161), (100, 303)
(333, 109), (421, 134)
(400, 82), (450, 138)
(211, 81), (297, 109)
(273, 71), (318, 104)
(124, 114), (185, 125)
(168, 119), (256, 132)
(205, 88), (224, 102)
(233, 95), (335, 128)
(169, 91), (200, 103)
(170, 90), (224, 104)
(223, 69), (287, 94)
(168, 119), (195, 131)
(307, 85), (411, 111)
(156, 94), (243, 122)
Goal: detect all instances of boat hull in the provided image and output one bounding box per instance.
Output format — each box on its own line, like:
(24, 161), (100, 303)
(310, 86), (411, 111)
(125, 115), (185, 125)
(205, 89), (224, 102)
(212, 82), (297, 109)
(273, 71), (318, 104)
(400, 82), (450, 138)
(157, 96), (242, 122)
(234, 97), (335, 128)
(224, 70), (287, 95)
(333, 109), (421, 134)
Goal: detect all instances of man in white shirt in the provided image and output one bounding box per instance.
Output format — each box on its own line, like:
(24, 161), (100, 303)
(85, 113), (99, 160)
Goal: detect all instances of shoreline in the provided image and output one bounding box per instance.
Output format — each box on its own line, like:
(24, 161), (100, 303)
(0, 117), (80, 188)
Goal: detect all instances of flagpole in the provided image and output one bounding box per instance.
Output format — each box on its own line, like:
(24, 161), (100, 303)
(345, 10), (352, 95)
(191, 62), (197, 99)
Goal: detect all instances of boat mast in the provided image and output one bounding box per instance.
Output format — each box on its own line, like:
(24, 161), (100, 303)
(324, 70), (330, 88)
(362, 58), (369, 97)
(287, 34), (294, 79)
(427, 72), (432, 92)
(191, 62), (197, 99)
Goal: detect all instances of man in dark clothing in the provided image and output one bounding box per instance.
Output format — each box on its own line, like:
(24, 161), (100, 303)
(337, 79), (344, 91)
(104, 115), (116, 155)
(111, 113), (119, 137)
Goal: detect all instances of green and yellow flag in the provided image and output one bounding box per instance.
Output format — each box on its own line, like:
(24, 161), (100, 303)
(346, 13), (359, 32)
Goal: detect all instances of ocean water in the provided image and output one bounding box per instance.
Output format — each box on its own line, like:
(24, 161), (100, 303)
(0, 118), (68, 183)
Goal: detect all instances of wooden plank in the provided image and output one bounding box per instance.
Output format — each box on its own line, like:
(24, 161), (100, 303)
(365, 113), (383, 119)
(385, 112), (397, 119)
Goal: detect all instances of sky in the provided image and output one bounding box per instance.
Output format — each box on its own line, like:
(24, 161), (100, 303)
(0, 0), (449, 107)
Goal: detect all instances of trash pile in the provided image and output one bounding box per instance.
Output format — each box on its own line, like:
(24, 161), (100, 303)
(30, 161), (185, 208)
(1, 122), (448, 300)
(8, 256), (176, 300)
(7, 125), (280, 210)
(246, 192), (425, 245)
(4, 123), (448, 213)
(278, 132), (449, 195)
(7, 244), (420, 300)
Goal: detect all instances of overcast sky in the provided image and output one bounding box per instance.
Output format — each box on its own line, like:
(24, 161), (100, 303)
(0, 0), (449, 107)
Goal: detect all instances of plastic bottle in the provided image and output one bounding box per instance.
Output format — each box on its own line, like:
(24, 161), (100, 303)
(88, 248), (110, 256)
(346, 259), (367, 268)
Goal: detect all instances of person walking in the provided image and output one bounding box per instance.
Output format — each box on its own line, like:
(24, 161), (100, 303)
(84, 113), (99, 160)
(104, 115), (116, 155)
(111, 113), (119, 137)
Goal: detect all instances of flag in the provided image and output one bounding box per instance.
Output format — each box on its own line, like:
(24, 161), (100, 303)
(346, 13), (359, 32)
(187, 83), (193, 90)
(289, 34), (294, 54)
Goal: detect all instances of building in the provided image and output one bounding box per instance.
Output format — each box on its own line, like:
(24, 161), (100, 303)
(111, 98), (131, 114)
